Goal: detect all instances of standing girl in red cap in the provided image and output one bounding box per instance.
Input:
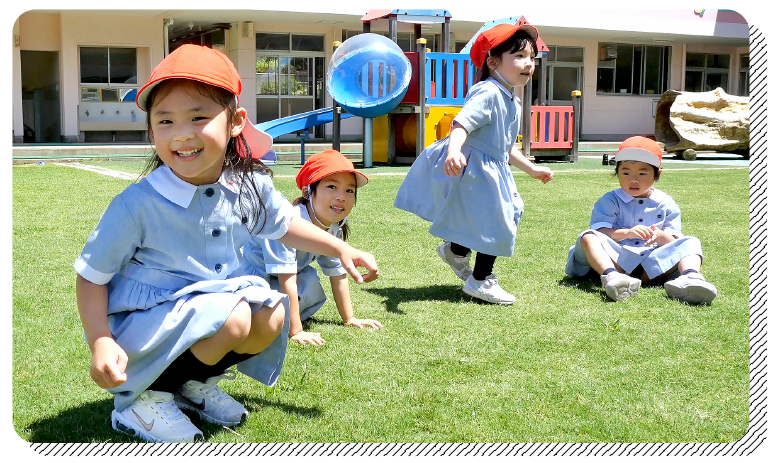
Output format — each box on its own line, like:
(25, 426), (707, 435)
(395, 23), (553, 304)
(566, 136), (717, 304)
(239, 150), (383, 346)
(74, 45), (378, 443)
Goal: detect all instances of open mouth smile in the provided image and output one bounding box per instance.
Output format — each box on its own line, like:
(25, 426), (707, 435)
(176, 148), (201, 158)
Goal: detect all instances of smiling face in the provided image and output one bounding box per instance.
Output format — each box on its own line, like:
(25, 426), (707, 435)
(308, 172), (358, 228)
(148, 80), (246, 185)
(487, 42), (536, 88)
(616, 160), (660, 198)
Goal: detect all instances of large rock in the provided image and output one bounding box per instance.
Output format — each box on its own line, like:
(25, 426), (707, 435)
(654, 88), (749, 153)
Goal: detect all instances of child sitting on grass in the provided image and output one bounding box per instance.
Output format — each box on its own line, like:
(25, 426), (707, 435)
(565, 136), (717, 304)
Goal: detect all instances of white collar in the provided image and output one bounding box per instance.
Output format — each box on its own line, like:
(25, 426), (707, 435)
(145, 165), (238, 208)
(613, 187), (665, 203)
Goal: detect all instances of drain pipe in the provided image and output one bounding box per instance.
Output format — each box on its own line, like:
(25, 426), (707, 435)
(163, 18), (174, 56)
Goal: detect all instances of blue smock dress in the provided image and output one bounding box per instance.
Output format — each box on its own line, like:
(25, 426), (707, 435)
(238, 203), (346, 321)
(394, 78), (525, 257)
(565, 188), (704, 279)
(74, 165), (293, 411)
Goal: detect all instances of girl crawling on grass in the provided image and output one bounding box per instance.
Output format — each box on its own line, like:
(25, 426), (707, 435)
(565, 136), (716, 304)
(74, 45), (378, 443)
(238, 150), (383, 346)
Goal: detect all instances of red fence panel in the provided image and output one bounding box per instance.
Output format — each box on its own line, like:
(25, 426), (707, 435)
(530, 106), (574, 149)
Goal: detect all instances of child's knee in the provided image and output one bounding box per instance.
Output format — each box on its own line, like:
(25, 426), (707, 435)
(256, 302), (285, 338)
(219, 300), (252, 344)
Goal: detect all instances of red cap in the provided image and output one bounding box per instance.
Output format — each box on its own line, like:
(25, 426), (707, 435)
(296, 150), (369, 190)
(470, 23), (539, 68)
(137, 44), (272, 160)
(615, 136), (663, 168)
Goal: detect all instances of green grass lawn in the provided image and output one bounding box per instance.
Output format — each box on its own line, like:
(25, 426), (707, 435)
(12, 160), (750, 443)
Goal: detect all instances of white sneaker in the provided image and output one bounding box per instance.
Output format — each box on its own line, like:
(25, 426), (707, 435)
(437, 242), (472, 281)
(665, 273), (717, 304)
(111, 390), (203, 443)
(462, 274), (516, 304)
(174, 370), (248, 426)
(600, 272), (641, 301)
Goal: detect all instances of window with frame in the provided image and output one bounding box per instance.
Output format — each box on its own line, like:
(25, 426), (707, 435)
(80, 47), (137, 85)
(255, 32), (324, 52)
(685, 52), (730, 92)
(597, 43), (670, 95)
(738, 53), (749, 96)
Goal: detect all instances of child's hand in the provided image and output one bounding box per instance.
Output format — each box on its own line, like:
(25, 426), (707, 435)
(340, 248), (379, 284)
(444, 150), (467, 177)
(345, 317), (383, 330)
(530, 165), (554, 184)
(291, 330), (325, 346)
(626, 225), (655, 241)
(90, 336), (128, 389)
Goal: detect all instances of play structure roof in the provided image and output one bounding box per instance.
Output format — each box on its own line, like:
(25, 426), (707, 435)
(460, 16), (550, 54)
(361, 9), (452, 24)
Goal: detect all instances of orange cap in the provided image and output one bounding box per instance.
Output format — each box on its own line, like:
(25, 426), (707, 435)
(470, 23), (539, 68)
(137, 44), (272, 160)
(615, 136), (663, 168)
(296, 150), (369, 190)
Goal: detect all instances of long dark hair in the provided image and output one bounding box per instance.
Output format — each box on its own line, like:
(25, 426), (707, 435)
(475, 30), (537, 83)
(294, 178), (358, 242)
(141, 79), (272, 234)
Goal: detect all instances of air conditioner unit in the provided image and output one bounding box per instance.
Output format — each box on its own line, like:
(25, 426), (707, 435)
(600, 46), (617, 61)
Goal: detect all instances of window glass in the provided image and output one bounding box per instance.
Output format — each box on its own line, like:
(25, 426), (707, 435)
(615, 44), (633, 94)
(292, 34), (324, 52)
(556, 47), (583, 63)
(256, 56), (279, 95)
(706, 54), (730, 69)
(80, 47), (109, 84)
(597, 43), (669, 95)
(643, 46), (664, 94)
(256, 33), (290, 51)
(109, 48), (137, 84)
(686, 53), (705, 67)
(685, 71), (703, 92)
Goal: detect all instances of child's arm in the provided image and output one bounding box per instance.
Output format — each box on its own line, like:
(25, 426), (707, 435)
(278, 216), (378, 284)
(278, 273), (325, 346)
(444, 123), (469, 177)
(597, 225), (675, 246)
(329, 274), (383, 329)
(509, 146), (553, 183)
(76, 275), (128, 389)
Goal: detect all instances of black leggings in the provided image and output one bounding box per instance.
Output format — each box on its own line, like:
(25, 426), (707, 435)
(149, 349), (254, 393)
(449, 242), (497, 281)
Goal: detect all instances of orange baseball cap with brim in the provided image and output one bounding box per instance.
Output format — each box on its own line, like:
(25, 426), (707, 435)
(136, 44), (272, 160)
(470, 23), (539, 68)
(615, 136), (663, 168)
(296, 150), (369, 190)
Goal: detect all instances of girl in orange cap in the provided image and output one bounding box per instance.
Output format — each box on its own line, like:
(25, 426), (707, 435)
(74, 45), (378, 443)
(239, 150), (383, 346)
(395, 23), (553, 304)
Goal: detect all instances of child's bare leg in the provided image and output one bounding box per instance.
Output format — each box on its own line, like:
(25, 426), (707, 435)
(190, 300), (253, 365)
(677, 254), (702, 274)
(234, 302), (286, 355)
(580, 232), (624, 275)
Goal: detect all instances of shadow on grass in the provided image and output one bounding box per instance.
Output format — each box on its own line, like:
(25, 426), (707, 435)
(361, 284), (466, 314)
(23, 394), (321, 443)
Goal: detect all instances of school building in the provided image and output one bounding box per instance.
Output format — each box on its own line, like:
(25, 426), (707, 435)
(10, 7), (750, 146)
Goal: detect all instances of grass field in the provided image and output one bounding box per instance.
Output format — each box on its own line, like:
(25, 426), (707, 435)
(12, 158), (750, 443)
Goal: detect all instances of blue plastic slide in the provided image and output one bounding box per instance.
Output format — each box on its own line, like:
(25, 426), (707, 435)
(255, 107), (353, 138)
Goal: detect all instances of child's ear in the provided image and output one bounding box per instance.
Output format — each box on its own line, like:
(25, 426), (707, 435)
(485, 55), (500, 70)
(230, 107), (248, 138)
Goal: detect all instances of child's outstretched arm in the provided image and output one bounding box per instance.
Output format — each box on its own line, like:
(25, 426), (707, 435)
(509, 146), (553, 183)
(76, 275), (128, 389)
(329, 274), (383, 330)
(278, 216), (379, 284)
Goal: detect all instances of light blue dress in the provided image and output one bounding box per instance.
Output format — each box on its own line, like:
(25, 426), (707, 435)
(74, 165), (293, 411)
(565, 187), (704, 279)
(238, 203), (346, 321)
(394, 78), (525, 257)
